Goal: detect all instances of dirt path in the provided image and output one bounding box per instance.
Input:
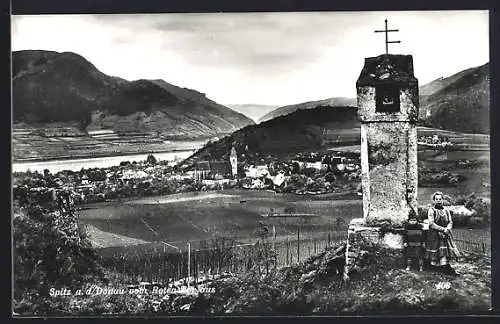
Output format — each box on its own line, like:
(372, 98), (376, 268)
(85, 224), (150, 248)
(126, 193), (238, 205)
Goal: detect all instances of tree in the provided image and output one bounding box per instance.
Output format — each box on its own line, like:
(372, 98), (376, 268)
(146, 154), (157, 165)
(254, 222), (269, 240)
(442, 194), (453, 206)
(325, 172), (337, 183)
(88, 169), (106, 182)
(13, 189), (105, 314)
(302, 168), (317, 178)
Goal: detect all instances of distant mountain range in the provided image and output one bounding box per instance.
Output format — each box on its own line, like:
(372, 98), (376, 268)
(12, 50), (254, 139)
(12, 50), (489, 142)
(182, 62), (489, 166)
(258, 97), (357, 123)
(224, 104), (279, 123)
(254, 62), (489, 134)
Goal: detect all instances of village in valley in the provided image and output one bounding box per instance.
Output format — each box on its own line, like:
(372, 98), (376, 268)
(13, 147), (361, 205)
(11, 11), (491, 316)
(13, 129), (486, 209)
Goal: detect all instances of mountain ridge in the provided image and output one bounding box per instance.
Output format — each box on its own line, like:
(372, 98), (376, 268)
(180, 105), (359, 169)
(12, 50), (254, 138)
(257, 62), (489, 134)
(258, 97), (357, 123)
(225, 104), (279, 123)
(419, 62), (489, 134)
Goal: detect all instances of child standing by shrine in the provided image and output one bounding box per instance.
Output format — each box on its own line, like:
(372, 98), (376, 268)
(404, 209), (425, 271)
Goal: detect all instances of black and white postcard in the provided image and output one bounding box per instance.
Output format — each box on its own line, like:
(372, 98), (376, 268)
(11, 10), (491, 316)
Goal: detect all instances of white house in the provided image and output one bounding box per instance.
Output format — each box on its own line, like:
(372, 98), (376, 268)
(245, 165), (269, 178)
(81, 175), (90, 185)
(122, 170), (149, 180)
(272, 172), (286, 187)
(251, 179), (265, 189)
(335, 164), (346, 172)
(305, 161), (327, 171)
(202, 179), (231, 186)
(292, 160), (306, 170)
(345, 164), (359, 172)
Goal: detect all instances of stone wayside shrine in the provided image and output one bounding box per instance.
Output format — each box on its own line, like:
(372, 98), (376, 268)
(344, 20), (419, 279)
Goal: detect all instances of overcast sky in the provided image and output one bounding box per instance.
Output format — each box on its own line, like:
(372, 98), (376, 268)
(12, 11), (489, 106)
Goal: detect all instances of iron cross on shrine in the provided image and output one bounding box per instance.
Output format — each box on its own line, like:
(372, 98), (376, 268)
(374, 19), (401, 54)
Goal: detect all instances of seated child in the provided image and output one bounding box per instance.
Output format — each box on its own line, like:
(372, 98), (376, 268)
(404, 210), (425, 271)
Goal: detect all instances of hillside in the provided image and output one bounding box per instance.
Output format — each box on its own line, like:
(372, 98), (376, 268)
(419, 67), (478, 97)
(12, 50), (254, 138)
(181, 105), (359, 168)
(225, 104), (279, 123)
(419, 63), (489, 134)
(257, 64), (489, 135)
(20, 242), (490, 315)
(258, 98), (357, 123)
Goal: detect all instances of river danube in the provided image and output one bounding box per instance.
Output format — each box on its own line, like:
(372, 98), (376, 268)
(12, 150), (195, 174)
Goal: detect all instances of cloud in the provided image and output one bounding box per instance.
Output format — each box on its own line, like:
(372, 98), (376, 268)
(148, 12), (345, 75)
(12, 11), (489, 105)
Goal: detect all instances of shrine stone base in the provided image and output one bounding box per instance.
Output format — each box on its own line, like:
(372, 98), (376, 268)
(343, 218), (405, 280)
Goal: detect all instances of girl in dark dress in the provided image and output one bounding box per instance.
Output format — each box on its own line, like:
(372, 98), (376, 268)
(404, 210), (424, 271)
(426, 192), (459, 276)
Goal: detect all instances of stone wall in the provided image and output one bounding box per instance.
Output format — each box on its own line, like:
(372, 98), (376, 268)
(344, 218), (405, 279)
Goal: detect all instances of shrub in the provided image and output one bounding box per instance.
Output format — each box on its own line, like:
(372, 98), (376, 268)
(146, 154), (157, 165)
(325, 172), (337, 183)
(454, 195), (467, 205)
(13, 190), (106, 315)
(417, 206), (428, 221)
(419, 171), (465, 187)
(450, 212), (471, 227)
(442, 194), (453, 206)
(457, 193), (490, 226)
(474, 198), (491, 225)
(468, 217), (483, 226)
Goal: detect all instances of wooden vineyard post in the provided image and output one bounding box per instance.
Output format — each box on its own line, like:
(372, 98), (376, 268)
(166, 255), (170, 285)
(193, 249), (196, 286)
(187, 241), (191, 287)
(286, 236), (289, 266)
(177, 252), (181, 281)
(194, 250), (199, 287)
(297, 225), (300, 263)
(162, 248), (165, 285)
(257, 242), (261, 276)
(273, 225), (277, 269)
(231, 245), (235, 274)
(266, 241), (269, 275)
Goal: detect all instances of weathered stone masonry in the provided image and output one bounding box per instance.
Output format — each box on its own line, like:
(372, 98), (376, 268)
(344, 54), (419, 278)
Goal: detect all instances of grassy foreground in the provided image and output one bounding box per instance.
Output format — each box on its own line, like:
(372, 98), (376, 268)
(204, 244), (491, 315)
(31, 242), (490, 316)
